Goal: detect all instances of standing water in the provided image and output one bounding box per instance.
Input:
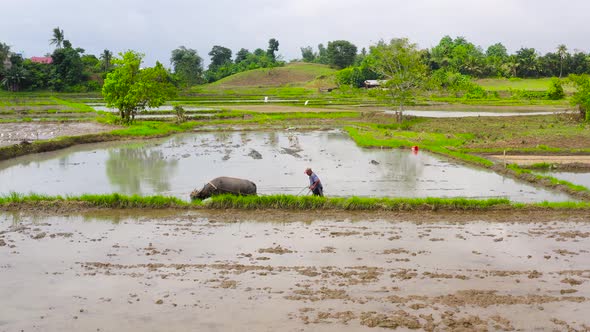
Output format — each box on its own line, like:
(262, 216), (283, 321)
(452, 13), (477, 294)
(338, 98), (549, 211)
(536, 171), (590, 189)
(0, 130), (572, 202)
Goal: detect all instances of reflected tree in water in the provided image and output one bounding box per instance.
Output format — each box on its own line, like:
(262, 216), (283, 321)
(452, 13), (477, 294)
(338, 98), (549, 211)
(266, 132), (279, 148)
(381, 152), (423, 194)
(106, 148), (178, 194)
(239, 132), (249, 146)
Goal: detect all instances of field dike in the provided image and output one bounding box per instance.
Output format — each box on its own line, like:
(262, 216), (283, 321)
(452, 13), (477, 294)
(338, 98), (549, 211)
(495, 164), (590, 201)
(0, 133), (121, 161)
(1, 193), (590, 213)
(0, 121), (195, 161)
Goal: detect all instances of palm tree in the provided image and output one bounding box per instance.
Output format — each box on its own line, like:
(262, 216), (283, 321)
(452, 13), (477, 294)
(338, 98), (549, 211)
(0, 42), (10, 68)
(557, 44), (568, 78)
(1, 66), (27, 92)
(100, 49), (113, 72)
(49, 27), (65, 49)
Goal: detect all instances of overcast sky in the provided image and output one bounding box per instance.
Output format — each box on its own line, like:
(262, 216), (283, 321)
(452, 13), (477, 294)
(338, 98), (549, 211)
(2, 0), (589, 67)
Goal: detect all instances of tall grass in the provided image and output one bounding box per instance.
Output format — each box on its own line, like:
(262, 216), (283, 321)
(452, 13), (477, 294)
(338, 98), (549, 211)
(531, 201), (590, 209)
(76, 193), (188, 208)
(204, 194), (511, 211)
(0, 192), (189, 208)
(2, 192), (589, 210)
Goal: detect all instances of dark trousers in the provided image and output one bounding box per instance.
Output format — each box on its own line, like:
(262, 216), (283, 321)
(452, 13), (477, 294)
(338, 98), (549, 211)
(312, 186), (323, 196)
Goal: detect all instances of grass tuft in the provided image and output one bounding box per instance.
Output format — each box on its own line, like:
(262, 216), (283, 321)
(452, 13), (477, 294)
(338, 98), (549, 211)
(0, 192), (188, 208)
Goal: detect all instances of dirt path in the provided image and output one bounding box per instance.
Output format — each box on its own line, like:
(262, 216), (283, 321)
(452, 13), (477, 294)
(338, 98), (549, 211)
(1, 210), (589, 331)
(0, 122), (116, 147)
(490, 155), (590, 165)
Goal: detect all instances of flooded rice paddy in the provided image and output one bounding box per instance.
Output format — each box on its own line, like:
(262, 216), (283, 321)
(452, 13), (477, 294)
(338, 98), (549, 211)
(0, 131), (572, 202)
(538, 171), (590, 189)
(1, 211), (589, 331)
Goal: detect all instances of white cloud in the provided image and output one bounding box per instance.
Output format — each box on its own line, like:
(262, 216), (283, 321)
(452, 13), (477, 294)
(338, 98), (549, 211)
(1, 0), (589, 66)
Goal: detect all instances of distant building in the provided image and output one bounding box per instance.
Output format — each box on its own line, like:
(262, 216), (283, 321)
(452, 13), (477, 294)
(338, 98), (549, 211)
(30, 56), (53, 64)
(363, 80), (386, 88)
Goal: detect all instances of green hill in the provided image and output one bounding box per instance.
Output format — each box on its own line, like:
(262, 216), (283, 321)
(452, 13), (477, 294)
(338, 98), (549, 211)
(206, 62), (336, 89)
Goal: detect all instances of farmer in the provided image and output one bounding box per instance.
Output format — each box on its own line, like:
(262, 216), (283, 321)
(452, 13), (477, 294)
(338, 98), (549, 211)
(305, 168), (323, 196)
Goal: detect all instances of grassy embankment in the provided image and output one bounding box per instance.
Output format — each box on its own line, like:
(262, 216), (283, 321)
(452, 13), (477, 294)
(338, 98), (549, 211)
(2, 192), (590, 211)
(344, 113), (590, 199)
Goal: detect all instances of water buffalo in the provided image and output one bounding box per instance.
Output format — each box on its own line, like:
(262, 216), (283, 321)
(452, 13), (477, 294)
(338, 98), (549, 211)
(190, 177), (257, 200)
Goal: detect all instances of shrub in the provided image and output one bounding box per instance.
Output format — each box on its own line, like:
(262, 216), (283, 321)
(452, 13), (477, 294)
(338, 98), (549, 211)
(335, 66), (371, 88)
(569, 74), (590, 121)
(546, 77), (565, 100)
(463, 84), (488, 99)
(509, 88), (547, 100)
(174, 105), (186, 123)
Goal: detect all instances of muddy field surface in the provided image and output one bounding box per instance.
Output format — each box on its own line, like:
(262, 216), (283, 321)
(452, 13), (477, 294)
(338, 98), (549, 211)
(490, 155), (590, 166)
(1, 211), (589, 331)
(0, 122), (115, 147)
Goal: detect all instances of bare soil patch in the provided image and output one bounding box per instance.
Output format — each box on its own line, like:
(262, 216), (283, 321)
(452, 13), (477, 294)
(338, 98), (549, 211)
(0, 122), (116, 147)
(490, 155), (590, 166)
(469, 135), (590, 150)
(2, 210), (589, 331)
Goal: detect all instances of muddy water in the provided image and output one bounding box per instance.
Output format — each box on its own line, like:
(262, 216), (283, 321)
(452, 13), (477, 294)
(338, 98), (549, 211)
(0, 131), (572, 202)
(1, 212), (589, 331)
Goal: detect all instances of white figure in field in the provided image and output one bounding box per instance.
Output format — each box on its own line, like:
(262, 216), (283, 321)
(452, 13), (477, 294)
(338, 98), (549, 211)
(264, 96), (268, 103)
(304, 100), (309, 106)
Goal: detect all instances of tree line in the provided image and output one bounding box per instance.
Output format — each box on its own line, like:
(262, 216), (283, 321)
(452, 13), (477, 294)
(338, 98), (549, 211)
(2, 30), (590, 94)
(0, 27), (109, 92)
(0, 27), (283, 92)
(312, 36), (590, 89)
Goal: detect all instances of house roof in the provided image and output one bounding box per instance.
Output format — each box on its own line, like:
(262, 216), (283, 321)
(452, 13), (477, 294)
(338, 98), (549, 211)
(30, 56), (53, 64)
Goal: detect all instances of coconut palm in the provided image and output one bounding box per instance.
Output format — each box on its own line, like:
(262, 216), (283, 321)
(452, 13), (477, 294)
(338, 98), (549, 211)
(0, 42), (10, 68)
(49, 27), (65, 49)
(100, 49), (113, 72)
(557, 44), (568, 78)
(1, 66), (27, 92)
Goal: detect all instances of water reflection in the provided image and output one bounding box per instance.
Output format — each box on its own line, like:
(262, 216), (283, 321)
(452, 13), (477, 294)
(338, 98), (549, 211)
(106, 148), (178, 194)
(0, 130), (575, 202)
(267, 132), (279, 148)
